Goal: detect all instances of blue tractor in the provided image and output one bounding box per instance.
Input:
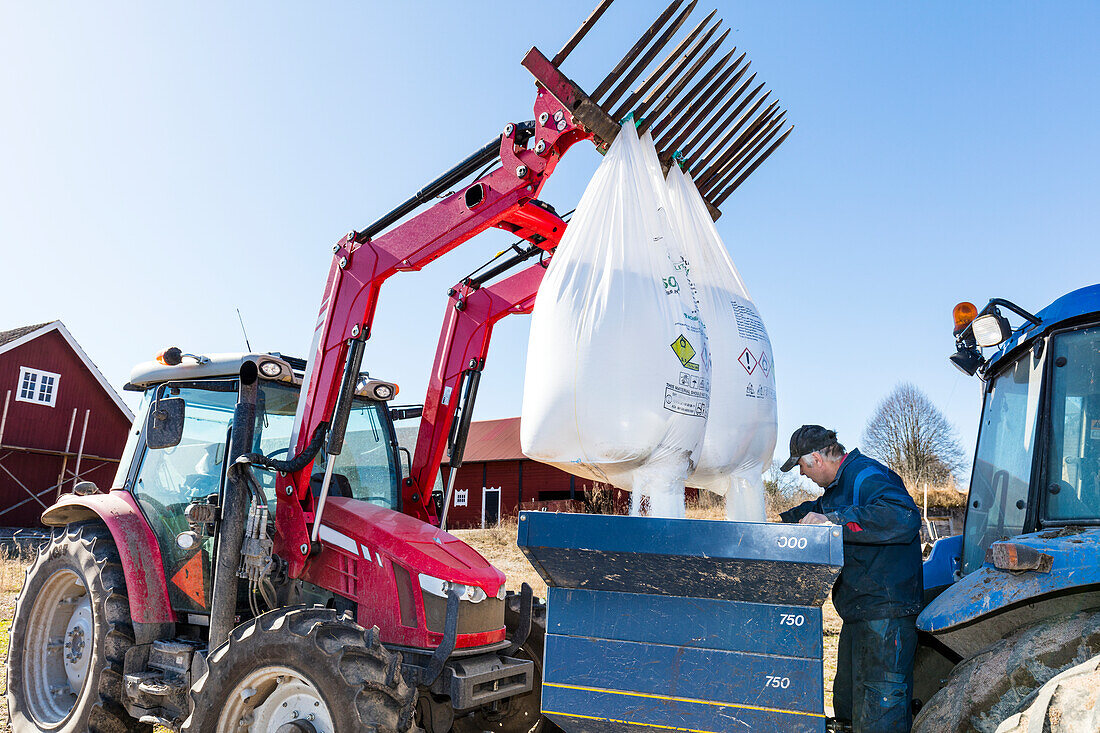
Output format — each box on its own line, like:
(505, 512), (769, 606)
(911, 284), (1100, 732)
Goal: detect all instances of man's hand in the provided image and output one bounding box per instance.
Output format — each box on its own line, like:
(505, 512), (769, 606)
(799, 512), (832, 525)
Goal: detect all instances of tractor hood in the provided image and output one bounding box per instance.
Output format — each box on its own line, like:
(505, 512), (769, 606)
(918, 527), (1100, 656)
(310, 496), (505, 596)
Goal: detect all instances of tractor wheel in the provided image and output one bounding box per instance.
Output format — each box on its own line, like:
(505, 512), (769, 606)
(912, 611), (1100, 733)
(180, 606), (421, 733)
(993, 652), (1100, 733)
(6, 522), (150, 733)
(451, 596), (564, 733)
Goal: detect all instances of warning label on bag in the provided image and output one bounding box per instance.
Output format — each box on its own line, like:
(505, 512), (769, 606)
(745, 383), (775, 400)
(733, 301), (767, 342)
(1091, 419), (1100, 440)
(664, 383), (708, 417)
(671, 334), (700, 371)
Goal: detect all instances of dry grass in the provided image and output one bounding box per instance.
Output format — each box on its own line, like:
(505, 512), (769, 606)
(451, 517), (547, 599)
(910, 484), (967, 509)
(0, 547), (32, 731)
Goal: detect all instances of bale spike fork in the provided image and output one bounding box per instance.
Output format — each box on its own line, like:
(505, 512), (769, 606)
(523, 0), (792, 219)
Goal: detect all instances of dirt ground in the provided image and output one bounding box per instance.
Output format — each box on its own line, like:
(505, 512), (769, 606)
(0, 515), (841, 729)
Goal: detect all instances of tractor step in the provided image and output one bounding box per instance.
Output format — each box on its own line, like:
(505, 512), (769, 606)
(518, 512), (843, 733)
(123, 638), (203, 725)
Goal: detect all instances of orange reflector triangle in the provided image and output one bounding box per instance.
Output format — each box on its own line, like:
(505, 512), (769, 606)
(171, 551), (206, 608)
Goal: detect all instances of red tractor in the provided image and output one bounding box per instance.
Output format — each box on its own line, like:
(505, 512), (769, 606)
(6, 2), (789, 731)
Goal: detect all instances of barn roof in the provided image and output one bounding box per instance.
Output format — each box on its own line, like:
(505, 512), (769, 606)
(0, 322), (52, 347)
(0, 321), (133, 420)
(462, 417), (523, 462)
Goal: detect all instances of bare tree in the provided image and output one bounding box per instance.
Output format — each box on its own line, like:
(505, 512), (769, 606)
(862, 383), (966, 488)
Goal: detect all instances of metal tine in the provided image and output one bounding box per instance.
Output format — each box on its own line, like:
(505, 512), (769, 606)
(622, 14), (721, 124)
(599, 0), (698, 114)
(684, 82), (767, 161)
(713, 126), (794, 206)
(653, 48), (741, 149)
(695, 107), (783, 191)
(609, 9), (717, 122)
(699, 105), (783, 192)
(589, 0), (688, 105)
(658, 56), (748, 150)
(678, 75), (760, 158)
(693, 105), (779, 193)
(701, 111), (786, 196)
(552, 0), (617, 67)
(696, 101), (779, 189)
(638, 27), (730, 136)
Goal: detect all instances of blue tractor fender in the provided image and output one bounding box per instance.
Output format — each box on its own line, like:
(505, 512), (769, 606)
(922, 534), (962, 592)
(917, 528), (1100, 657)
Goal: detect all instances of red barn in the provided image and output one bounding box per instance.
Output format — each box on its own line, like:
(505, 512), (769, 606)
(443, 417), (630, 528)
(0, 321), (133, 527)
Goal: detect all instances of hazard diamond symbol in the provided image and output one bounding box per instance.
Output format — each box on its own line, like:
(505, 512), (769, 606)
(738, 348), (758, 375)
(759, 351), (771, 377)
(171, 551), (206, 608)
(671, 334), (700, 371)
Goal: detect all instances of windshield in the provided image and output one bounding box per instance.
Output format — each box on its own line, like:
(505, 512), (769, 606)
(963, 349), (1044, 574)
(1043, 326), (1100, 522)
(313, 397), (401, 510)
(253, 383), (401, 512)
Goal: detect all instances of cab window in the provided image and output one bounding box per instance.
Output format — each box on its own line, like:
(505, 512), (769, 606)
(963, 351), (1043, 574)
(1043, 326), (1100, 522)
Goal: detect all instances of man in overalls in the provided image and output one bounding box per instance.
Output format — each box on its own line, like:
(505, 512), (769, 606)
(779, 425), (923, 733)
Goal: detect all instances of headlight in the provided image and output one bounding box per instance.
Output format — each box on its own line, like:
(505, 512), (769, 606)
(258, 360), (284, 378)
(972, 313), (1011, 348)
(418, 574), (488, 603)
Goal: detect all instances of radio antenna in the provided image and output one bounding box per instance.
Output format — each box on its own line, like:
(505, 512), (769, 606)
(236, 308), (253, 352)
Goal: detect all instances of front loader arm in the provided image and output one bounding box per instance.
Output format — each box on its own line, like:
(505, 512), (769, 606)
(407, 259), (553, 524)
(274, 89), (584, 575)
(273, 0), (792, 575)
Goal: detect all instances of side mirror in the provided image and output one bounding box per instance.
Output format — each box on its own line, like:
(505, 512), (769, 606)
(390, 405), (424, 421)
(147, 396), (186, 449)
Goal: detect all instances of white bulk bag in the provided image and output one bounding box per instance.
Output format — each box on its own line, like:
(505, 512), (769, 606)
(520, 123), (709, 518)
(664, 163), (777, 521)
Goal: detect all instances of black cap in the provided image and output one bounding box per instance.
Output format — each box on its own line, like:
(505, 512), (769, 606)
(780, 425), (839, 472)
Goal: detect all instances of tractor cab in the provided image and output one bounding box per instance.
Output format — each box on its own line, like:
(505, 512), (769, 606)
(919, 284), (1100, 656)
(119, 350), (404, 615)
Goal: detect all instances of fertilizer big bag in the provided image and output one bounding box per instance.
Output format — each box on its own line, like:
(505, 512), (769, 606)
(664, 161), (777, 521)
(520, 123), (709, 518)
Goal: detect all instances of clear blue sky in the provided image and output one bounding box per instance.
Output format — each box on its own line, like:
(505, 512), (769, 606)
(2, 2), (1098, 480)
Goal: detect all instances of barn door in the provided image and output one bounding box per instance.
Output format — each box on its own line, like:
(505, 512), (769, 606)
(482, 486), (501, 527)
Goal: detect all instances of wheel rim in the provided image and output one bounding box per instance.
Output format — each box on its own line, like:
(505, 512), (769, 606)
(217, 665), (335, 733)
(21, 568), (90, 727)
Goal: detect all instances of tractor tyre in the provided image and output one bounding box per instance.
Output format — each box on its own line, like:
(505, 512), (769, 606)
(912, 611), (1100, 733)
(6, 522), (150, 733)
(992, 652), (1100, 733)
(180, 606), (421, 733)
(451, 595), (564, 733)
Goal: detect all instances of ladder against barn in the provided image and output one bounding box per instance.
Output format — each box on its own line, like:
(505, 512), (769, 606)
(0, 321), (133, 530)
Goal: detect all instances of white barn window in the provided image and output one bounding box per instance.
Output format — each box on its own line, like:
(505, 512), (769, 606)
(16, 367), (60, 407)
(454, 489), (468, 507)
